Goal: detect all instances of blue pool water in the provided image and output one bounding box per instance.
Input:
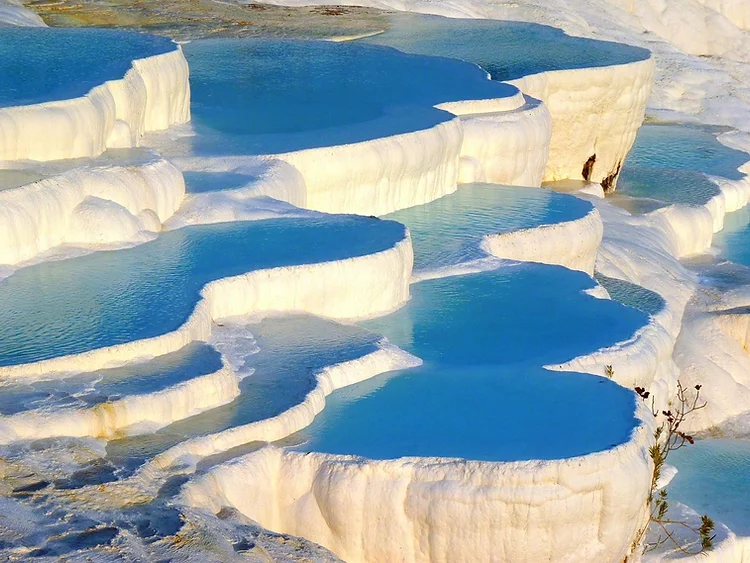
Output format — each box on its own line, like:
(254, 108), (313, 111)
(360, 13), (649, 81)
(0, 343), (221, 416)
(669, 439), (750, 535)
(294, 266), (645, 461)
(595, 274), (665, 317)
(180, 38), (516, 155)
(625, 124), (747, 180)
(384, 183), (594, 272)
(0, 28), (176, 107)
(183, 172), (257, 194)
(106, 315), (382, 470)
(713, 206), (750, 268)
(0, 216), (405, 367)
(618, 123), (748, 207)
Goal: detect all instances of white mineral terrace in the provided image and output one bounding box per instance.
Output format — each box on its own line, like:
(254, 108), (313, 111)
(1, 2), (750, 560)
(0, 46), (190, 162)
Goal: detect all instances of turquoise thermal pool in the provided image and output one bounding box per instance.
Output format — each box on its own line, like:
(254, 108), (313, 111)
(285, 184), (644, 463)
(359, 13), (650, 81)
(595, 274), (666, 317)
(0, 343), (221, 416)
(669, 439), (750, 535)
(293, 265), (645, 461)
(106, 315), (384, 471)
(618, 123), (748, 207)
(383, 183), (594, 273)
(178, 38), (516, 155)
(0, 216), (405, 367)
(0, 28), (177, 107)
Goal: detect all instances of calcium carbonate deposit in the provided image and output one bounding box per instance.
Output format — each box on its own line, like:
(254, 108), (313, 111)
(1, 0), (750, 561)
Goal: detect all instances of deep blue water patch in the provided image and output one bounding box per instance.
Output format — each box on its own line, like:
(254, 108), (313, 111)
(670, 439), (750, 535)
(384, 183), (593, 272)
(0, 343), (222, 415)
(179, 38), (516, 155)
(294, 265), (645, 462)
(360, 13), (649, 81)
(0, 216), (405, 367)
(0, 28), (176, 107)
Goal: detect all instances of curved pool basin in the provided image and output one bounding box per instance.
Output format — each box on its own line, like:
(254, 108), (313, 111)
(0, 216), (405, 367)
(293, 265), (646, 462)
(176, 38), (517, 156)
(0, 28), (177, 108)
(384, 183), (594, 273)
(360, 13), (650, 81)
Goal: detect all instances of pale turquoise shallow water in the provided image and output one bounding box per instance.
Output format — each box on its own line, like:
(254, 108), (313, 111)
(360, 13), (649, 81)
(293, 265), (645, 461)
(0, 28), (176, 107)
(0, 343), (221, 415)
(0, 216), (405, 367)
(618, 123), (748, 207)
(669, 439), (750, 535)
(384, 183), (593, 272)
(106, 315), (383, 472)
(595, 274), (666, 317)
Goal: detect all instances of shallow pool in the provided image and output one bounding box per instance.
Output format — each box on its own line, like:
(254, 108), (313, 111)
(293, 265), (645, 461)
(0, 28), (176, 107)
(0, 343), (221, 415)
(177, 37), (516, 156)
(617, 123), (748, 207)
(360, 13), (649, 81)
(106, 314), (383, 471)
(384, 183), (593, 273)
(0, 216), (404, 367)
(596, 274), (665, 317)
(669, 439), (750, 535)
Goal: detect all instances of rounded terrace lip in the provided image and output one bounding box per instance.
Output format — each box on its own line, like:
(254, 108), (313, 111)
(0, 28), (178, 108)
(0, 216), (407, 368)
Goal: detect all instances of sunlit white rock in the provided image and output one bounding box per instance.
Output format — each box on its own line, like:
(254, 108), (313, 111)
(0, 46), (190, 161)
(180, 402), (654, 563)
(0, 157), (185, 265)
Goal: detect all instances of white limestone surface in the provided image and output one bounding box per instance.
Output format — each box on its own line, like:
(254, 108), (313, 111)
(179, 402), (653, 563)
(0, 0), (45, 26)
(608, 0), (750, 55)
(0, 46), (190, 162)
(0, 233), (413, 379)
(457, 96), (552, 187)
(644, 165), (750, 259)
(482, 206), (603, 275)
(508, 57), (654, 188)
(0, 361), (239, 443)
(276, 119), (463, 216)
(0, 157), (185, 265)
